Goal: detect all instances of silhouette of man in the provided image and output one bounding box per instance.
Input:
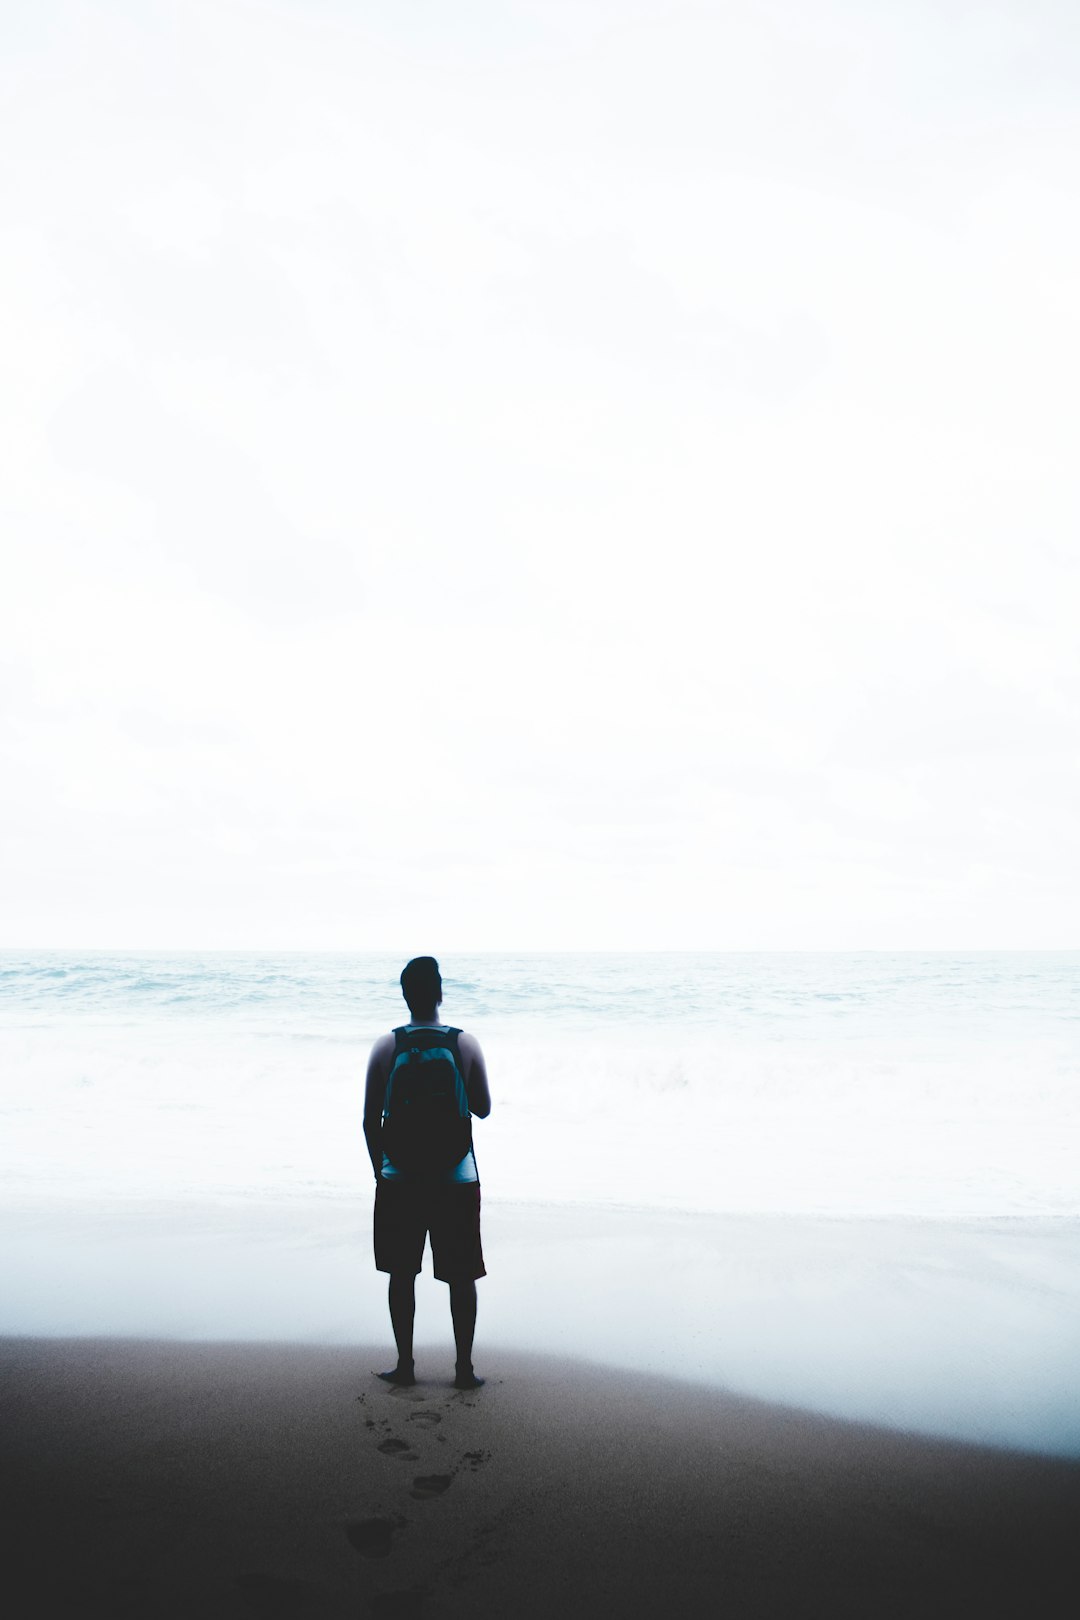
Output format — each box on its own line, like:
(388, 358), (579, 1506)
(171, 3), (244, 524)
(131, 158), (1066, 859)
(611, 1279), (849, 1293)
(364, 957), (491, 1389)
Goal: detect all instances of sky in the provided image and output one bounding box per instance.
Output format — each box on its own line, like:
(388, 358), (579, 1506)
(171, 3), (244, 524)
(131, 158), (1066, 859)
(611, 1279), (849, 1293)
(2, 0), (1078, 951)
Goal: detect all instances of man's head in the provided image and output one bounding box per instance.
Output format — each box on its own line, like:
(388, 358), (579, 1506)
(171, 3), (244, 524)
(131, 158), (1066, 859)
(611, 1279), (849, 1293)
(400, 956), (442, 1020)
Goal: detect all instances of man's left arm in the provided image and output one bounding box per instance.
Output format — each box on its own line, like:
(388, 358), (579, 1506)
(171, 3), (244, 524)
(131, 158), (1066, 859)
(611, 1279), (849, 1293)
(457, 1031), (491, 1118)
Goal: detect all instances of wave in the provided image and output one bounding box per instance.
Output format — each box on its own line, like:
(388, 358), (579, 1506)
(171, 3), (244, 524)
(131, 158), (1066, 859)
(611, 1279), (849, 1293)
(3, 949), (1078, 1035)
(2, 1002), (1077, 1218)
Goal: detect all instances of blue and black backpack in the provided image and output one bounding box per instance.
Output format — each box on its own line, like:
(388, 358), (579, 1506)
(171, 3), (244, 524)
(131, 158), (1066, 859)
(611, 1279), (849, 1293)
(381, 1025), (473, 1175)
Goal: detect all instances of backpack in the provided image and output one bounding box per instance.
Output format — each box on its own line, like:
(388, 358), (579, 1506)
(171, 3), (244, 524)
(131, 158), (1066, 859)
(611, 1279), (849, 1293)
(381, 1025), (473, 1175)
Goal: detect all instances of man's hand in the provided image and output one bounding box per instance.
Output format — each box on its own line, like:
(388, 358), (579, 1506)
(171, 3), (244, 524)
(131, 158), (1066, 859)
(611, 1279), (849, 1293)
(364, 1032), (396, 1182)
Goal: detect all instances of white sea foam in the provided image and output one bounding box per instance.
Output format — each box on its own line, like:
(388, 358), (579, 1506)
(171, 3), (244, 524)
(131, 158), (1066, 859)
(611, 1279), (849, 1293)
(3, 1196), (1079, 1456)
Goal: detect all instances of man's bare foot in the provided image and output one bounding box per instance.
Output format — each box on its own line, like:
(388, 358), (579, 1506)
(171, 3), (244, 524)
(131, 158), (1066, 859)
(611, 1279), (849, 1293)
(377, 1364), (416, 1387)
(454, 1365), (484, 1390)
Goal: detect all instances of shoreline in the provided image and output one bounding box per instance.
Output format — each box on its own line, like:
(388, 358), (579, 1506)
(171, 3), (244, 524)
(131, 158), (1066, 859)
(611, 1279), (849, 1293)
(3, 1198), (1079, 1458)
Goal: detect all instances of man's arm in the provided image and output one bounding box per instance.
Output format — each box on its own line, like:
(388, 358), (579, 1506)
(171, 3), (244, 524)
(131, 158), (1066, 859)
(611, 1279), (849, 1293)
(457, 1031), (491, 1118)
(363, 1033), (395, 1181)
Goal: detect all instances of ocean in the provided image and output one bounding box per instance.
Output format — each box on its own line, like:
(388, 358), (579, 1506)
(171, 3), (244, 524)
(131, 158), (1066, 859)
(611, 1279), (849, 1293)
(3, 949), (1077, 1219)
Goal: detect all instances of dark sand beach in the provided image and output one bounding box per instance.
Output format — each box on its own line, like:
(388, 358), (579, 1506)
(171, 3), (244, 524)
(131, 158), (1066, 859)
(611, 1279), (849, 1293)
(3, 1338), (1078, 1619)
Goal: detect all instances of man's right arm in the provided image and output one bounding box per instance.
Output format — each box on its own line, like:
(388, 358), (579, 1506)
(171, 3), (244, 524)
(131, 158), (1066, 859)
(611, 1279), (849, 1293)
(363, 1034), (394, 1182)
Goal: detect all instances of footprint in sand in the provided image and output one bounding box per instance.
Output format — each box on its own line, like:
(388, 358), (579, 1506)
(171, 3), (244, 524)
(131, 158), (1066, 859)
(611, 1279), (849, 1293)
(378, 1437), (419, 1460)
(234, 1571), (333, 1615)
(345, 1519), (397, 1559)
(410, 1474), (453, 1501)
(369, 1593), (425, 1619)
(407, 1411), (441, 1429)
(85, 1575), (172, 1618)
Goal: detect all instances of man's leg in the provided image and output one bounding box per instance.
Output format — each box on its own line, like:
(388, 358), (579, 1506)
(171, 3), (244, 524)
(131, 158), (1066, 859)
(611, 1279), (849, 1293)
(379, 1272), (417, 1386)
(449, 1279), (484, 1389)
(374, 1179), (424, 1386)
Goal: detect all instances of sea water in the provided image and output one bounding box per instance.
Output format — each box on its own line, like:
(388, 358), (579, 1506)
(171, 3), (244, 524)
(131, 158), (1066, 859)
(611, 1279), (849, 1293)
(2, 949), (1077, 1218)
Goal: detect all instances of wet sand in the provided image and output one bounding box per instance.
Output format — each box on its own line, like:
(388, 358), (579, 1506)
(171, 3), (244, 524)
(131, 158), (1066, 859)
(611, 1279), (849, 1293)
(3, 1337), (1078, 1618)
(6, 1201), (1080, 1457)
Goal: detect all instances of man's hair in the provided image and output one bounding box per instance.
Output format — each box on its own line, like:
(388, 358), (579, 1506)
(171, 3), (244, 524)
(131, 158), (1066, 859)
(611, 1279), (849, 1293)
(400, 956), (442, 1015)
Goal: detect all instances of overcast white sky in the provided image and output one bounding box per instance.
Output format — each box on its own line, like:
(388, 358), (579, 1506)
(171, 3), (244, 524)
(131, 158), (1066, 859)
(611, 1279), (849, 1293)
(2, 0), (1078, 950)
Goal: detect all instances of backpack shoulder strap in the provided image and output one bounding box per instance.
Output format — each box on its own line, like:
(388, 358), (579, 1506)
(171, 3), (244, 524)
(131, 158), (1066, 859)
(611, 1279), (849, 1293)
(441, 1027), (464, 1068)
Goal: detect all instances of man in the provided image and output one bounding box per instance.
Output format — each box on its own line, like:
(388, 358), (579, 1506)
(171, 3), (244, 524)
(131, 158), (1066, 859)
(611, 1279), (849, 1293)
(364, 956), (491, 1390)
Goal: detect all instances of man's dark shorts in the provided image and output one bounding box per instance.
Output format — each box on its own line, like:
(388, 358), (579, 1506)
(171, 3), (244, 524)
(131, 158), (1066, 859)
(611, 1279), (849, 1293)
(374, 1178), (486, 1282)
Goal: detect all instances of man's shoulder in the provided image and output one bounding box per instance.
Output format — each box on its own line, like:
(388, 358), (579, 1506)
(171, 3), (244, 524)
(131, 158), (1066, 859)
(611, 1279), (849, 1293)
(368, 1030), (397, 1064)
